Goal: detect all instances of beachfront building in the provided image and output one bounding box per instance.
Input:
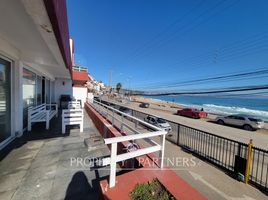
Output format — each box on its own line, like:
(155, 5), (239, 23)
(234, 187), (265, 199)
(72, 64), (88, 107)
(87, 73), (106, 94)
(0, 0), (73, 150)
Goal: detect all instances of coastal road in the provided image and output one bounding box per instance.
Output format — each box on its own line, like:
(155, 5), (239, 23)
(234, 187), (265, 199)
(101, 97), (268, 150)
(92, 101), (268, 200)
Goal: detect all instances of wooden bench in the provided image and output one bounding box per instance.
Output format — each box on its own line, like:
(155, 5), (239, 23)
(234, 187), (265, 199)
(28, 103), (58, 131)
(62, 109), (84, 134)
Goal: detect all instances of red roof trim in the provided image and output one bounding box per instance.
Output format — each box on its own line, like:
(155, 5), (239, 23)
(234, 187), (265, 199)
(72, 71), (88, 81)
(43, 0), (72, 75)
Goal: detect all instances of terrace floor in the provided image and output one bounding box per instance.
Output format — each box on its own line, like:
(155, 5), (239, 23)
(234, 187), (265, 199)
(0, 111), (111, 200)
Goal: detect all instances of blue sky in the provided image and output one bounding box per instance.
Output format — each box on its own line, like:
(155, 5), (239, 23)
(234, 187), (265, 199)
(66, 0), (268, 92)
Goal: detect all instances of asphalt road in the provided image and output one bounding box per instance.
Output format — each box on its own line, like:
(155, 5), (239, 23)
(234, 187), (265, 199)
(101, 98), (268, 150)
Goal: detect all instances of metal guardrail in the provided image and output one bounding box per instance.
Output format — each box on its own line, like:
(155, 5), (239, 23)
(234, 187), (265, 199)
(173, 124), (268, 192)
(96, 98), (268, 192)
(141, 110), (268, 192)
(90, 100), (167, 188)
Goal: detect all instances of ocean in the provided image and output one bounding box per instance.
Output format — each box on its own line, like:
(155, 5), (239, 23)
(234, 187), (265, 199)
(146, 95), (268, 121)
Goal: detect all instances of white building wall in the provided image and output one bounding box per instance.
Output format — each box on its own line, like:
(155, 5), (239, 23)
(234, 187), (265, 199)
(72, 87), (87, 107)
(54, 78), (73, 105)
(87, 92), (94, 103)
(0, 1), (72, 150)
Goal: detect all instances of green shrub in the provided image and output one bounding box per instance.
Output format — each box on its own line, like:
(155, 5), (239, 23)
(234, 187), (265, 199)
(129, 178), (176, 200)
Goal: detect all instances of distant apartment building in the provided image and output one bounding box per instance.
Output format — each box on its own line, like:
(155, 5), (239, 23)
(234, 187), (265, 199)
(0, 0), (73, 150)
(87, 73), (106, 94)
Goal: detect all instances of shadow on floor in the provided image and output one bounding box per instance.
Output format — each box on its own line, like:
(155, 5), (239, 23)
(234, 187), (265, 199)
(0, 111), (73, 161)
(65, 171), (94, 200)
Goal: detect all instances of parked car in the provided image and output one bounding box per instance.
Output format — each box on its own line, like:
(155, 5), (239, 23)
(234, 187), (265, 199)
(119, 106), (132, 116)
(93, 96), (100, 102)
(216, 114), (264, 131)
(177, 108), (207, 119)
(139, 102), (150, 108)
(144, 115), (172, 132)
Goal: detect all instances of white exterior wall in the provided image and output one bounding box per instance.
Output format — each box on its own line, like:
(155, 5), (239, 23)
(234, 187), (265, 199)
(94, 84), (100, 92)
(0, 38), (72, 150)
(72, 87), (87, 108)
(54, 78), (73, 105)
(87, 93), (94, 103)
(0, 0), (73, 150)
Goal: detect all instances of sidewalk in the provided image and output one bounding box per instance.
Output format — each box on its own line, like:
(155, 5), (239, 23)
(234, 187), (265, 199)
(162, 138), (268, 200)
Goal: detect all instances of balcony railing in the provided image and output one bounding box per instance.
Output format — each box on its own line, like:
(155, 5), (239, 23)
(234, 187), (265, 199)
(72, 66), (88, 72)
(89, 99), (167, 188)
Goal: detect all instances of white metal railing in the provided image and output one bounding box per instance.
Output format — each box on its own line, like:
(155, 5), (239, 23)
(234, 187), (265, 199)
(72, 66), (88, 72)
(89, 99), (167, 188)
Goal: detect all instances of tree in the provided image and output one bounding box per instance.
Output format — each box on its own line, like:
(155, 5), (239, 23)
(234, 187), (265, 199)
(116, 82), (122, 93)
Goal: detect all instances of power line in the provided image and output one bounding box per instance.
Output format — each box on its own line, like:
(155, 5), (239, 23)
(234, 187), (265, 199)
(133, 0), (240, 66)
(134, 68), (268, 89)
(133, 84), (268, 96)
(121, 0), (206, 65)
(123, 0), (236, 66)
(160, 31), (268, 70)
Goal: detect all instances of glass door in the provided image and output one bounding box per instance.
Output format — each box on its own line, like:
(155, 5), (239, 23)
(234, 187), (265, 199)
(0, 57), (11, 143)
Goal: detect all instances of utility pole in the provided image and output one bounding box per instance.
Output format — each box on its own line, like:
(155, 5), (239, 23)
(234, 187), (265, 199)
(109, 70), (112, 88)
(109, 70), (112, 95)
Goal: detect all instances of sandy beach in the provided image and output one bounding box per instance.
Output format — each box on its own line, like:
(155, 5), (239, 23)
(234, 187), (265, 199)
(132, 96), (268, 130)
(132, 96), (183, 109)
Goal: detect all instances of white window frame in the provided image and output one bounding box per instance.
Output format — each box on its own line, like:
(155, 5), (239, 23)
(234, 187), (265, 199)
(0, 54), (14, 150)
(22, 65), (52, 130)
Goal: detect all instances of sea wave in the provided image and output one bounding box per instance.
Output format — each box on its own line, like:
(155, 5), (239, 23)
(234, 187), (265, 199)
(148, 96), (268, 120)
(202, 104), (268, 120)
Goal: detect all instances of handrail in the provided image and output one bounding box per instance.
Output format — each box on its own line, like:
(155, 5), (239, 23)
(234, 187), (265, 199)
(93, 100), (162, 131)
(95, 98), (253, 146)
(72, 66), (88, 72)
(89, 99), (167, 188)
(104, 130), (165, 144)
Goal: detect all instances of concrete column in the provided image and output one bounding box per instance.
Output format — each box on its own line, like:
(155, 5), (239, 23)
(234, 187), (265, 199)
(14, 61), (24, 137)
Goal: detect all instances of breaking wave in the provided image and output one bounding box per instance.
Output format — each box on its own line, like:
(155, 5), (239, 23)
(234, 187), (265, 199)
(202, 104), (268, 120)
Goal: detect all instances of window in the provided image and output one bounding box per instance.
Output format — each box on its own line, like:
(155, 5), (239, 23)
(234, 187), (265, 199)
(50, 81), (55, 103)
(22, 68), (52, 129)
(248, 118), (262, 122)
(234, 116), (245, 120)
(0, 57), (11, 143)
(45, 79), (50, 104)
(226, 115), (234, 119)
(36, 76), (42, 105)
(23, 68), (36, 128)
(157, 118), (166, 123)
